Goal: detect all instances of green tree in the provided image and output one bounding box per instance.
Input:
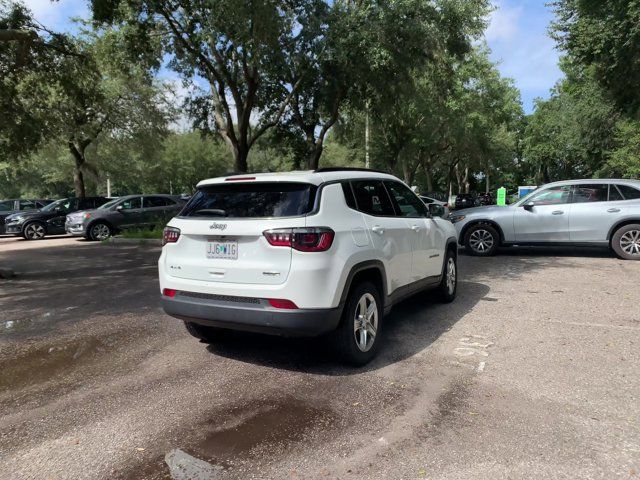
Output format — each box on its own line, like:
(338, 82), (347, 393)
(551, 0), (640, 118)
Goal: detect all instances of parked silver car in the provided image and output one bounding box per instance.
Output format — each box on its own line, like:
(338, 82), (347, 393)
(450, 179), (640, 260)
(65, 194), (185, 240)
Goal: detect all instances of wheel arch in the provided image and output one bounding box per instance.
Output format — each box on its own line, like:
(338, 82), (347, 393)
(23, 219), (48, 235)
(87, 218), (116, 235)
(460, 220), (504, 244)
(338, 260), (387, 311)
(607, 219), (640, 242)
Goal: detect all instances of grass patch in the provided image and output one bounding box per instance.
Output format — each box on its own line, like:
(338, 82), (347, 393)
(119, 228), (164, 240)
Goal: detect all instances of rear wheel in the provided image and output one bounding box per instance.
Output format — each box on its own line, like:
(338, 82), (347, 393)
(611, 224), (640, 260)
(22, 222), (46, 240)
(464, 224), (499, 256)
(184, 321), (230, 343)
(332, 281), (382, 366)
(89, 222), (112, 241)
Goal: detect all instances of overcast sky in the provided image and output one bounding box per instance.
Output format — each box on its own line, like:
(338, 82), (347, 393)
(20, 0), (563, 114)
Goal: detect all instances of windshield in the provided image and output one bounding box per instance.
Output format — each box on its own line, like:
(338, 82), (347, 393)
(181, 182), (317, 218)
(98, 198), (120, 210)
(41, 198), (71, 212)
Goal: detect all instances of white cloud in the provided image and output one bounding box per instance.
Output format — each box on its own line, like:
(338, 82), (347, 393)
(486, 1), (522, 42)
(21, 0), (88, 30)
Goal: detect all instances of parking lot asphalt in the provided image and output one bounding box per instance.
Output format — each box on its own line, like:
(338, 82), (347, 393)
(0, 236), (638, 480)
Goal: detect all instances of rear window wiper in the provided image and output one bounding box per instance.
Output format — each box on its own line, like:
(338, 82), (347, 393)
(192, 208), (227, 217)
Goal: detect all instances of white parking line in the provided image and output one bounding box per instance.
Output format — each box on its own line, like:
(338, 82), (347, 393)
(543, 319), (640, 331)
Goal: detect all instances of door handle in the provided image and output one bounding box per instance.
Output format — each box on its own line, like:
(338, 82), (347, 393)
(371, 226), (385, 235)
(607, 208), (621, 213)
(552, 210), (564, 215)
(411, 225), (421, 232)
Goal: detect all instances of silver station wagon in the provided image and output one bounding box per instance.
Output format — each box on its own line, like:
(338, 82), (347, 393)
(450, 179), (640, 260)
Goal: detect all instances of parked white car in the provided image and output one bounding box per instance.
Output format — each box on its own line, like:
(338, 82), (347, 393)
(158, 168), (459, 365)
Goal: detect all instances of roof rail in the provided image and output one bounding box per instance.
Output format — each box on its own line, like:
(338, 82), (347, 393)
(314, 167), (388, 174)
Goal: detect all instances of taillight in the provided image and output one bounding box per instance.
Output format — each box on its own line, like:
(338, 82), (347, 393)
(162, 288), (177, 297)
(267, 298), (299, 309)
(263, 228), (334, 252)
(163, 226), (180, 246)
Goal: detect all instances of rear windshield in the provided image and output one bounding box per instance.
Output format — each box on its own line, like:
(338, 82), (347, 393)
(180, 182), (317, 218)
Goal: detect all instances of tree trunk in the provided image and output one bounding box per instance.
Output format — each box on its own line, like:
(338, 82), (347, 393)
(68, 140), (87, 198)
(234, 144), (249, 173)
(463, 166), (470, 194)
(307, 143), (323, 170)
(454, 164), (462, 193)
(421, 158), (433, 192)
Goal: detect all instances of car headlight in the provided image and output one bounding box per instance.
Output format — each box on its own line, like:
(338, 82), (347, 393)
(10, 215), (25, 223)
(449, 215), (466, 224)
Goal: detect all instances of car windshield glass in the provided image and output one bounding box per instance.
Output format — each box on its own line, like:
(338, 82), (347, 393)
(98, 198), (120, 210)
(41, 198), (70, 212)
(181, 182), (317, 218)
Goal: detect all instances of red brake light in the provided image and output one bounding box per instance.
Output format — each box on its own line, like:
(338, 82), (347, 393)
(163, 226), (180, 246)
(267, 298), (298, 309)
(263, 228), (334, 252)
(163, 288), (177, 298)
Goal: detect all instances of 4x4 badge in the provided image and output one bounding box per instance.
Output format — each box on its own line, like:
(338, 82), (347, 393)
(210, 222), (227, 231)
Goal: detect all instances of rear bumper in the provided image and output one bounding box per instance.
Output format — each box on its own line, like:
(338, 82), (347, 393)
(162, 293), (342, 337)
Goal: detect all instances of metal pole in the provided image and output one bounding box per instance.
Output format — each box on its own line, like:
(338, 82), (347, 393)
(106, 174), (111, 197)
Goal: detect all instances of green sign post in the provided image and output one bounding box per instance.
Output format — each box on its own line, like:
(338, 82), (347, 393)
(497, 187), (507, 206)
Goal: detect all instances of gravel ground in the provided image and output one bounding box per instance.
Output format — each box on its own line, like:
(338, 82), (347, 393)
(0, 236), (638, 480)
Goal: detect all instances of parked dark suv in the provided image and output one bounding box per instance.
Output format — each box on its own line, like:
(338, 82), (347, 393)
(65, 194), (186, 240)
(0, 199), (52, 234)
(4, 197), (109, 240)
(454, 193), (477, 210)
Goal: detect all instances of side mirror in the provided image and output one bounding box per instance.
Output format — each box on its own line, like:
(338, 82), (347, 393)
(115, 205), (124, 212)
(429, 204), (446, 218)
(523, 202), (534, 211)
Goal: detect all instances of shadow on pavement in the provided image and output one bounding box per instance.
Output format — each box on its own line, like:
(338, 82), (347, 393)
(205, 280), (490, 375)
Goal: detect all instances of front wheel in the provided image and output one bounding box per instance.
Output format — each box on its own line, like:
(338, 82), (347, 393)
(464, 224), (499, 256)
(332, 281), (382, 366)
(437, 250), (457, 303)
(23, 222), (46, 240)
(611, 224), (640, 260)
(89, 222), (112, 241)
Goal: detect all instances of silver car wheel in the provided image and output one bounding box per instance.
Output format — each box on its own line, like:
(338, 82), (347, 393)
(91, 223), (111, 241)
(353, 293), (378, 353)
(446, 257), (456, 295)
(24, 223), (45, 240)
(620, 230), (640, 256)
(469, 229), (494, 253)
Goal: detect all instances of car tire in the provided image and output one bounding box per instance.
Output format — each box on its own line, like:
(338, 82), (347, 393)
(611, 223), (640, 260)
(332, 281), (382, 366)
(464, 224), (499, 256)
(22, 221), (47, 240)
(437, 249), (457, 303)
(89, 222), (112, 241)
(184, 321), (230, 343)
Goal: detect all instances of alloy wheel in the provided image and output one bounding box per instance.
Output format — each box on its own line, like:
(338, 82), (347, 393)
(24, 223), (45, 240)
(469, 229), (494, 253)
(620, 230), (640, 256)
(353, 293), (378, 353)
(446, 257), (456, 295)
(92, 223), (111, 241)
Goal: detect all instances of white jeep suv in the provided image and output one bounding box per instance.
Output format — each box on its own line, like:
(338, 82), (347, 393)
(158, 168), (459, 365)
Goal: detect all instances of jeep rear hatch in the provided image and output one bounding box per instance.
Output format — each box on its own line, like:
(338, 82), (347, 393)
(164, 182), (317, 285)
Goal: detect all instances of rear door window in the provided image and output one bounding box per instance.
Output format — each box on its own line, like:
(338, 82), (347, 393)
(616, 184), (640, 200)
(350, 180), (395, 216)
(181, 182), (317, 218)
(0, 200), (14, 211)
(144, 196), (173, 208)
(19, 200), (37, 211)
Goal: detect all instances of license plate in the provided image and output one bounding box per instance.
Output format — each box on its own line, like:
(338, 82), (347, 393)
(206, 240), (238, 259)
